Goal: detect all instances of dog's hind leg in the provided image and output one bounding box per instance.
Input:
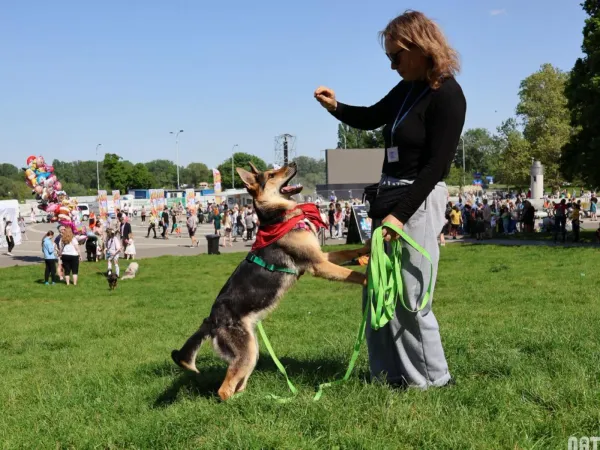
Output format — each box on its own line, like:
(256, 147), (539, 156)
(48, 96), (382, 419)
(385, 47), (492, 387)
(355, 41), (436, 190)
(216, 326), (258, 401)
(171, 321), (211, 373)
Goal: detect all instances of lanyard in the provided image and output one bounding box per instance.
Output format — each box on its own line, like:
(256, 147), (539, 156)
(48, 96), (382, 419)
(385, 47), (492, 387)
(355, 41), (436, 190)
(390, 83), (430, 146)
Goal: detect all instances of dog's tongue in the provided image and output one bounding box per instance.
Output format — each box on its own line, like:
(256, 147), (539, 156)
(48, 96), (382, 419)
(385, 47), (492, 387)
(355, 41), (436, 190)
(282, 185), (298, 193)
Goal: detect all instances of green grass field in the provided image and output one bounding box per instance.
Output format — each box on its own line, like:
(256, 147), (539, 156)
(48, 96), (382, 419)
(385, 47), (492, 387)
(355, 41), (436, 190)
(491, 228), (598, 243)
(1, 244), (599, 449)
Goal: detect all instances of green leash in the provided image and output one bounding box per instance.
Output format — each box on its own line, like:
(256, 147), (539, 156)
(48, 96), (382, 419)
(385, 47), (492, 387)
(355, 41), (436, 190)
(249, 222), (433, 401)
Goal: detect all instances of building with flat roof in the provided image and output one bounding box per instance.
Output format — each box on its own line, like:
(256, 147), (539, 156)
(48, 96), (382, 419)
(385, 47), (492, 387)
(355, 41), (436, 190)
(316, 148), (384, 200)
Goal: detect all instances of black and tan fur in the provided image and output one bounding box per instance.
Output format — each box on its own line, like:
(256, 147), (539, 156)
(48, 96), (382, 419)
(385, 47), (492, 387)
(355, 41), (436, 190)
(171, 161), (369, 401)
(107, 271), (118, 290)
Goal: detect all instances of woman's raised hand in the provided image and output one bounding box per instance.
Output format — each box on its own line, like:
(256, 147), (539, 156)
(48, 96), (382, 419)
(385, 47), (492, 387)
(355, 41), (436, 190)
(314, 86), (337, 112)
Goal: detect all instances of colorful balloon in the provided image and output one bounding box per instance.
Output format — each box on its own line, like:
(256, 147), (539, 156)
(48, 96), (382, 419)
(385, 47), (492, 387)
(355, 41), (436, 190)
(23, 153), (88, 241)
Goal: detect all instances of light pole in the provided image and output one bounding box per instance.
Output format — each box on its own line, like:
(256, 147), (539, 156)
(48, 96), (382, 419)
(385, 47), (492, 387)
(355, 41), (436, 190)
(170, 130), (184, 189)
(95, 144), (102, 191)
(231, 144), (238, 189)
(460, 136), (465, 187)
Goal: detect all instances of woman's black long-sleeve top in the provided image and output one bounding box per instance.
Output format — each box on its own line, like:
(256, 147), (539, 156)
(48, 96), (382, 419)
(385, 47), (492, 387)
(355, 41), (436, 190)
(329, 76), (467, 224)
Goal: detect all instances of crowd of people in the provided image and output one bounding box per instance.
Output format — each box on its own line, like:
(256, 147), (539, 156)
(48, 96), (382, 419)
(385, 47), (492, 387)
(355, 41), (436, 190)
(440, 191), (600, 245)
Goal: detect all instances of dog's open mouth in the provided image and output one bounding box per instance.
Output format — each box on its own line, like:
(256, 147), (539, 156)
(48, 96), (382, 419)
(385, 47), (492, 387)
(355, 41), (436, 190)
(280, 173), (303, 196)
(280, 183), (303, 196)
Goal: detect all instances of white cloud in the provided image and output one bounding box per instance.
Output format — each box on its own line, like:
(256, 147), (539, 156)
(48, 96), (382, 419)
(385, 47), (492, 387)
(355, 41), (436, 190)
(490, 9), (506, 16)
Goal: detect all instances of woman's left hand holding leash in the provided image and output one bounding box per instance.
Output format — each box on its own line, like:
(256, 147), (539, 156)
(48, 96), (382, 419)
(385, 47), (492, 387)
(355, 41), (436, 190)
(381, 214), (404, 242)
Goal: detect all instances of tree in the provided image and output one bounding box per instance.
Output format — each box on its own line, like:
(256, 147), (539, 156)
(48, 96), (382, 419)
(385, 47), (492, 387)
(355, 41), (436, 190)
(444, 166), (464, 187)
(145, 160), (177, 188)
(182, 162), (211, 187)
(129, 163), (154, 189)
(494, 118), (532, 187)
(337, 124), (384, 149)
(562, 0), (600, 188)
(516, 63), (571, 189)
(103, 153), (130, 192)
(0, 163), (20, 180)
(454, 128), (499, 175)
(0, 176), (31, 201)
(291, 156), (326, 192)
(217, 152), (268, 189)
(52, 159), (104, 192)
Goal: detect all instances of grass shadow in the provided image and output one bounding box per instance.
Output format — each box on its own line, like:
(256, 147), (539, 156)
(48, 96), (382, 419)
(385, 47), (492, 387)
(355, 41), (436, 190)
(152, 353), (355, 408)
(6, 255), (42, 263)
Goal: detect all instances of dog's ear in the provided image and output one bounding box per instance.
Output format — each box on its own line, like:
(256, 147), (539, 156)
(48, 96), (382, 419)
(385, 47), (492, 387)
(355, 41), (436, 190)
(236, 167), (256, 190)
(248, 162), (260, 174)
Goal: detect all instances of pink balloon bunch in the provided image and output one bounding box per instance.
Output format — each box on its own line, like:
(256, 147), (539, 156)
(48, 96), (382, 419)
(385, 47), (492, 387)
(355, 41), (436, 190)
(23, 154), (86, 238)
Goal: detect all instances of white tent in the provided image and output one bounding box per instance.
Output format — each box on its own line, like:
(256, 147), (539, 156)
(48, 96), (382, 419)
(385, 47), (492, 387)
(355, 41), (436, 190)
(0, 199), (22, 249)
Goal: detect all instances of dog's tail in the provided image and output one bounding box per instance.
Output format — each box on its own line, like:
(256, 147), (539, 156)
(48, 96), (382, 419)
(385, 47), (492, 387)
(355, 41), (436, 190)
(171, 319), (212, 373)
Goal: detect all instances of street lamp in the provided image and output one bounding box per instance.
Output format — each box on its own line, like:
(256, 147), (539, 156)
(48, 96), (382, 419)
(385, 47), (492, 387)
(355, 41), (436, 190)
(231, 144), (238, 189)
(170, 130), (184, 189)
(95, 144), (102, 191)
(459, 136), (465, 187)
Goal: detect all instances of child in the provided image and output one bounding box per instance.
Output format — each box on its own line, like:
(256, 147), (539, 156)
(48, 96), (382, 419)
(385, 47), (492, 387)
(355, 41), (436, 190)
(85, 234), (97, 262)
(18, 216), (28, 241)
(4, 221), (14, 256)
(42, 230), (56, 285)
(475, 207), (484, 241)
(449, 206), (462, 240)
(571, 204), (581, 243)
(124, 233), (136, 259)
(105, 229), (122, 277)
(95, 231), (104, 262)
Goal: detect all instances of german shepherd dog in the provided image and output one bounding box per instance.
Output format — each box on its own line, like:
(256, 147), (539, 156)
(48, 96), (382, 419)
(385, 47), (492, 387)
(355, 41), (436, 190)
(107, 271), (118, 290)
(171, 161), (369, 401)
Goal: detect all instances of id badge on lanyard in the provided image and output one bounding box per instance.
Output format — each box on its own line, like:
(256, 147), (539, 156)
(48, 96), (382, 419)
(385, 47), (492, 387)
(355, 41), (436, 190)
(386, 84), (429, 163)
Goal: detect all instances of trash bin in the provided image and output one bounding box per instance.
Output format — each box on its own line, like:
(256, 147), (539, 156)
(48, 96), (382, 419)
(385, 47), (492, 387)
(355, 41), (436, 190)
(205, 234), (221, 255)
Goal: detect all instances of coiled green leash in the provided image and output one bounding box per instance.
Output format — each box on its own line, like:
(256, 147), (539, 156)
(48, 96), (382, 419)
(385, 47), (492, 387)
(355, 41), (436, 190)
(255, 222), (433, 402)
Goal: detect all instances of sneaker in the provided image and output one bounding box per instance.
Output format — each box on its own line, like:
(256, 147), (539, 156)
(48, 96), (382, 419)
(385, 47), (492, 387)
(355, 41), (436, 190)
(45, 282), (49, 285)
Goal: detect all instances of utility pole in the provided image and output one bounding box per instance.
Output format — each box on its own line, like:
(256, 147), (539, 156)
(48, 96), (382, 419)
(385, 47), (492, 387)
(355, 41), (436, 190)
(231, 144), (238, 189)
(460, 136), (466, 187)
(95, 144), (102, 191)
(170, 130), (184, 189)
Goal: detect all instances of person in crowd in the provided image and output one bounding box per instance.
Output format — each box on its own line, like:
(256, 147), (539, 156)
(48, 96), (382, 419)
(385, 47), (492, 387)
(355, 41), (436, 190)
(42, 230), (57, 285)
(105, 228), (122, 277)
(4, 220), (15, 256)
(58, 227), (81, 286)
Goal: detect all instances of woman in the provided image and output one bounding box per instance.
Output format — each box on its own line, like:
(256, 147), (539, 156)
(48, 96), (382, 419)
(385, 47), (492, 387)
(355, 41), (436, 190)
(58, 228), (81, 286)
(314, 10), (466, 389)
(42, 230), (57, 284)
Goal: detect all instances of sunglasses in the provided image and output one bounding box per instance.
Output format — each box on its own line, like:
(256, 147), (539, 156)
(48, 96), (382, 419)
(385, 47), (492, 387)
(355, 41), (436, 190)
(386, 48), (406, 64)
(386, 43), (414, 64)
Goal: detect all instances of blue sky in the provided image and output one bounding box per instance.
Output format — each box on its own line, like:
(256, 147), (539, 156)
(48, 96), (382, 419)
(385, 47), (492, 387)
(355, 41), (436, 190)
(0, 0), (586, 171)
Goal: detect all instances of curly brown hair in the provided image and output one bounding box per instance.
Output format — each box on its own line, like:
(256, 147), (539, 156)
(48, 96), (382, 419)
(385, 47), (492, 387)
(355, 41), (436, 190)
(379, 10), (460, 90)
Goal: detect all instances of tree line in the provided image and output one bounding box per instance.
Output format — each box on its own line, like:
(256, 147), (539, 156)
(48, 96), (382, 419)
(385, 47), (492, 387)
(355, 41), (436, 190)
(0, 152), (327, 202)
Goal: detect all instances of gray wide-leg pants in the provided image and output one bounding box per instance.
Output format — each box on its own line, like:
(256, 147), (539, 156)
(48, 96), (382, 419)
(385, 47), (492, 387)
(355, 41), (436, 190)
(362, 180), (450, 389)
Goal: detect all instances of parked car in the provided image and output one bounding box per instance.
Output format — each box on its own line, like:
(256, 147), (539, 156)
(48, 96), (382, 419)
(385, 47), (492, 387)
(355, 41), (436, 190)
(77, 204), (91, 221)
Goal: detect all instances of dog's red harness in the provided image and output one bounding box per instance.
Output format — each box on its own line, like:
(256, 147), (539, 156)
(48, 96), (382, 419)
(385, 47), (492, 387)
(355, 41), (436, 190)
(251, 203), (327, 251)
